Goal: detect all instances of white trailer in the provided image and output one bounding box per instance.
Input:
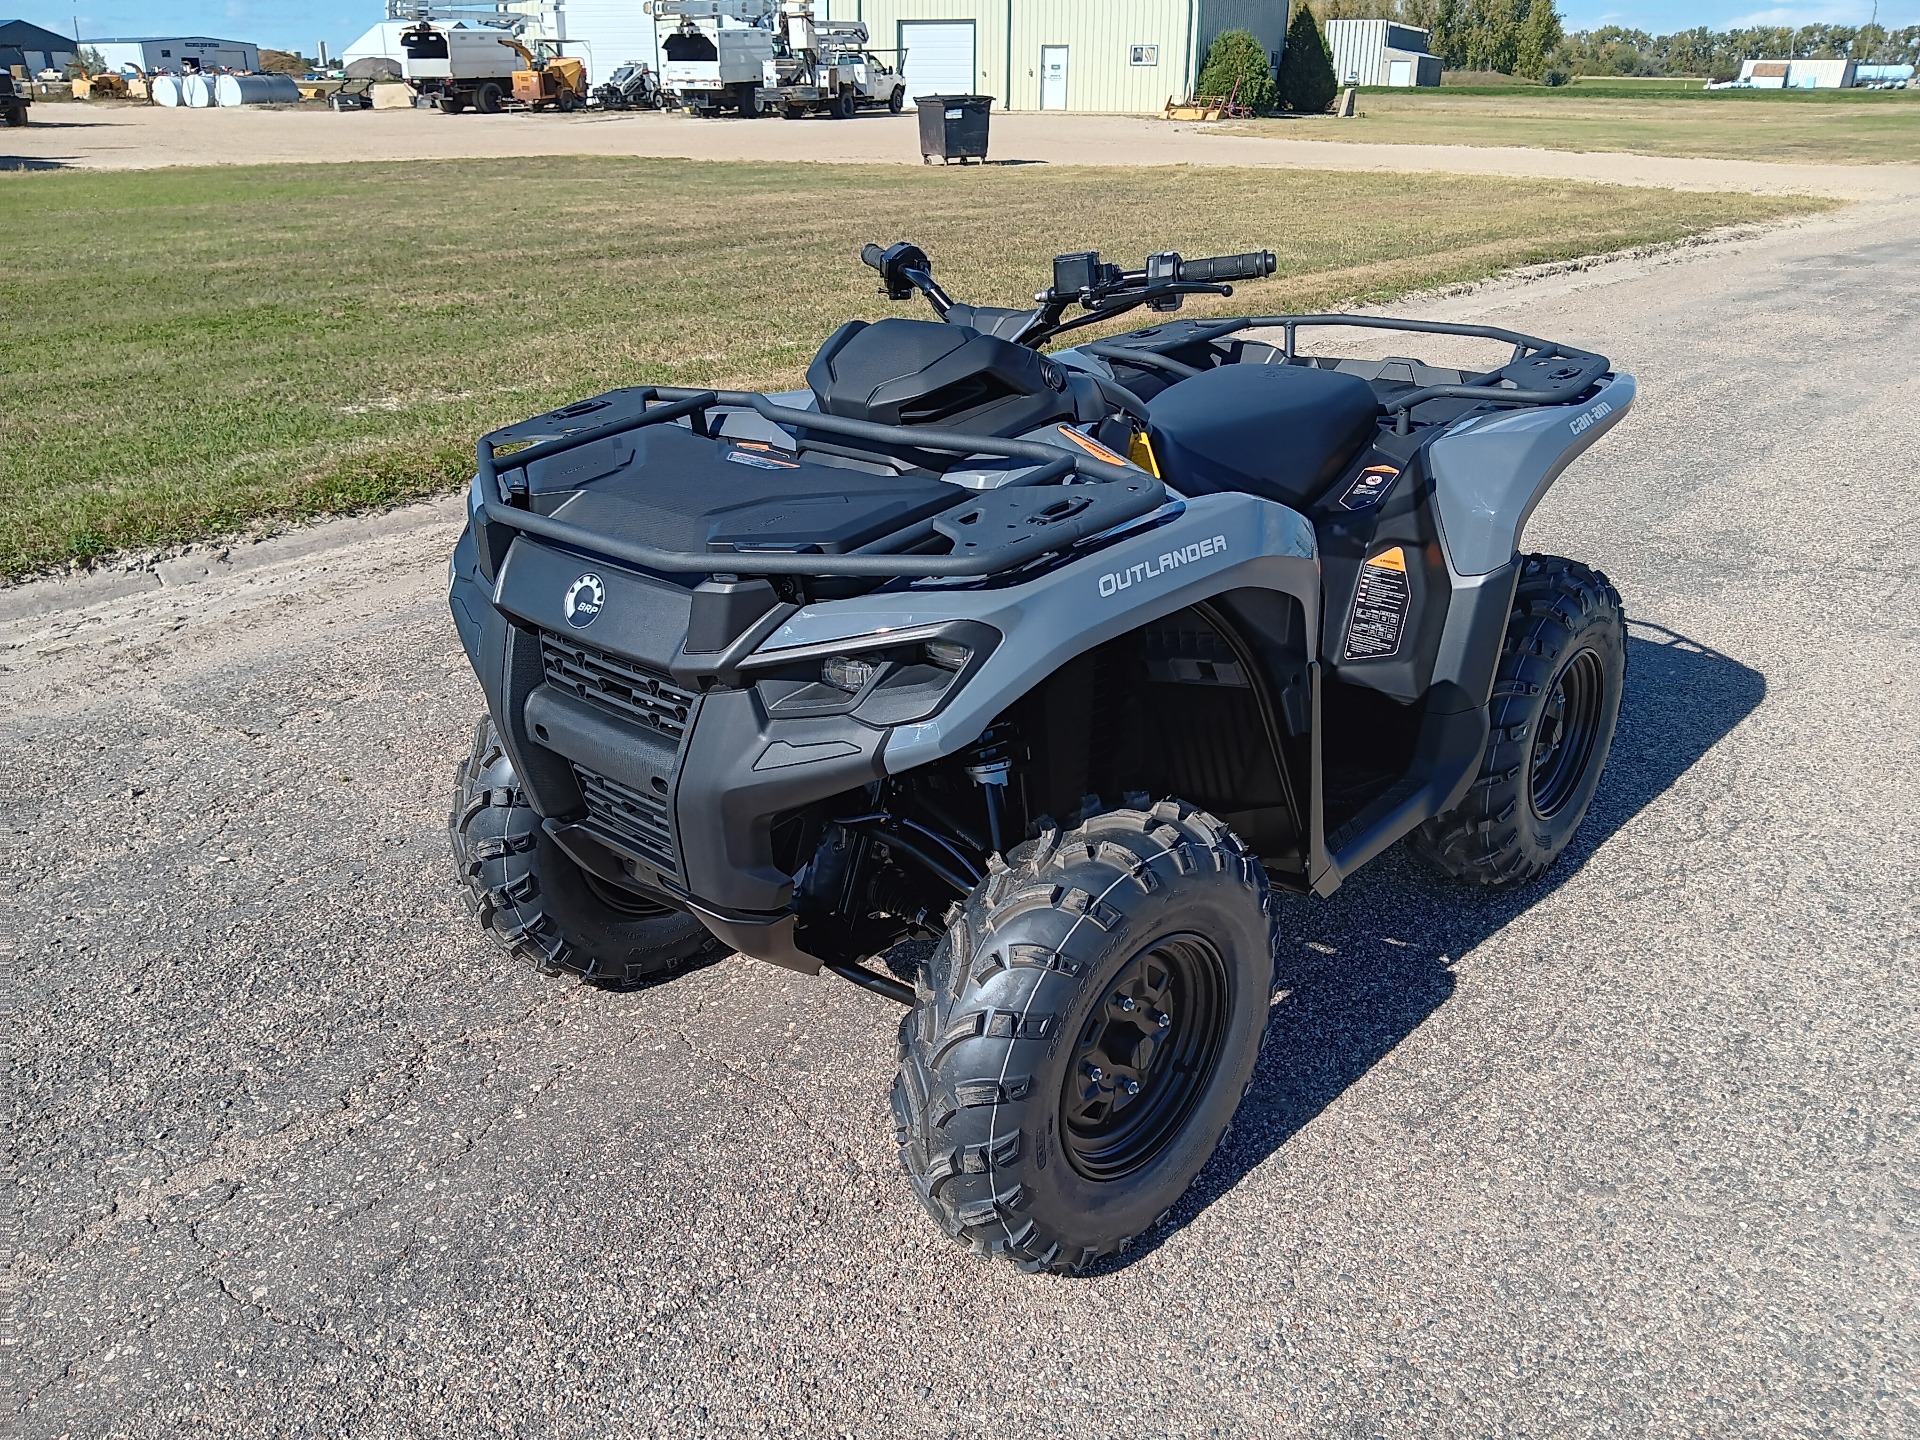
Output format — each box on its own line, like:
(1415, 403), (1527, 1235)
(648, 0), (775, 115)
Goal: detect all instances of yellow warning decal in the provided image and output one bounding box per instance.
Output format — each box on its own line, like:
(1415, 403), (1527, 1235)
(1128, 429), (1162, 478)
(1366, 546), (1408, 572)
(1055, 425), (1129, 466)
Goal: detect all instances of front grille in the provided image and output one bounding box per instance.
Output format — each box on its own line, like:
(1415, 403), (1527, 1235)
(538, 633), (696, 877)
(574, 765), (678, 874)
(541, 633), (696, 741)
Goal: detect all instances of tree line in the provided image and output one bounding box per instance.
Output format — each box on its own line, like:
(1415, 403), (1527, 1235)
(1306, 2), (1920, 79)
(1312, 0), (1565, 79)
(1556, 25), (1920, 77)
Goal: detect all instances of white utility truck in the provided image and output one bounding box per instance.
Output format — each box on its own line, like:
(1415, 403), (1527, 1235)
(762, 3), (905, 118)
(648, 0), (775, 116)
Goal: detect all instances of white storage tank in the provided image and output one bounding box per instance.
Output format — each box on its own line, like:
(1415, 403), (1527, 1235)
(183, 73), (218, 106)
(215, 72), (302, 105)
(151, 73), (184, 106)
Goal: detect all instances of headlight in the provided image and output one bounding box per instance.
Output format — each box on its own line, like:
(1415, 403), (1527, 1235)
(821, 655), (880, 693)
(923, 639), (971, 671)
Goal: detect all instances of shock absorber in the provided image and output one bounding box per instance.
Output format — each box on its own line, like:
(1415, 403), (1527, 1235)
(963, 724), (1017, 856)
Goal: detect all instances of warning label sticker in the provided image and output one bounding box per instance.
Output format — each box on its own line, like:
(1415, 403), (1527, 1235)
(1339, 464), (1401, 511)
(1344, 547), (1411, 660)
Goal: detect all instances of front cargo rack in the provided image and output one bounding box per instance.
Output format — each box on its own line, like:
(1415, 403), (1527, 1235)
(477, 385), (1164, 582)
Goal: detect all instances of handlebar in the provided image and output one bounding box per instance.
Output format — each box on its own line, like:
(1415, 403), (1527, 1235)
(856, 240), (1278, 346)
(1177, 251), (1276, 284)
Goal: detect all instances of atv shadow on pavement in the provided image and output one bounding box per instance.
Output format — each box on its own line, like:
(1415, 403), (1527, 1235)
(1091, 621), (1765, 1272)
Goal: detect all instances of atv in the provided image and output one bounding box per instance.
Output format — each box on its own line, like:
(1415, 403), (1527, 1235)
(445, 240), (1633, 1272)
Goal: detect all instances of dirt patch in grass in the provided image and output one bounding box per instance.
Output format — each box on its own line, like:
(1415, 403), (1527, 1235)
(0, 157), (1824, 579)
(1226, 86), (1920, 166)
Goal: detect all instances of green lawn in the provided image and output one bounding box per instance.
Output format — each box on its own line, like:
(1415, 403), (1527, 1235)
(0, 157), (1824, 579)
(1227, 85), (1920, 164)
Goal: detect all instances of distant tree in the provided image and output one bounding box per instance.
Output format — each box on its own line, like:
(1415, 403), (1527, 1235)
(1515, 0), (1563, 78)
(77, 44), (106, 75)
(1278, 4), (1339, 112)
(1197, 28), (1277, 110)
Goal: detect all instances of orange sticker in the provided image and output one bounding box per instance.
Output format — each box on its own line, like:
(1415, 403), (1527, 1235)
(1366, 547), (1408, 573)
(1055, 425), (1129, 466)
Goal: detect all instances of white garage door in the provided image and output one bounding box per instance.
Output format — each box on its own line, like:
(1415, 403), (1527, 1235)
(899, 21), (975, 102)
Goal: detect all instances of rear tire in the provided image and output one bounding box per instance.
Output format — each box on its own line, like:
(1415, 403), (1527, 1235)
(436, 93), (465, 115)
(831, 86), (855, 119)
(1412, 554), (1626, 886)
(892, 800), (1275, 1273)
(473, 83), (502, 114)
(888, 86), (905, 114)
(449, 717), (721, 987)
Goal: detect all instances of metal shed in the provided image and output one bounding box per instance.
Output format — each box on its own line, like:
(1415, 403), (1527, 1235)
(816, 0), (1289, 112)
(1324, 18), (1440, 88)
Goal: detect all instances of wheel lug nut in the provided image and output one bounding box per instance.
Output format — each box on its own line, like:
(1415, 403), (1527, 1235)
(1121, 1078), (1141, 1096)
(1154, 1012), (1171, 1029)
(1085, 1064), (1103, 1083)
(1116, 995), (1135, 1012)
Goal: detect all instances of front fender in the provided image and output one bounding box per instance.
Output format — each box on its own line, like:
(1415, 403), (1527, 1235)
(752, 492), (1321, 773)
(1427, 373), (1635, 575)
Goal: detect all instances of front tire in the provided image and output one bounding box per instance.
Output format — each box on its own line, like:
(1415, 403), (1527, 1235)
(448, 717), (721, 986)
(892, 800), (1275, 1273)
(1412, 554), (1626, 886)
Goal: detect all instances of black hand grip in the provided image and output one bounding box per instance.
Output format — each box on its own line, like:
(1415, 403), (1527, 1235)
(1180, 251), (1277, 284)
(861, 243), (887, 271)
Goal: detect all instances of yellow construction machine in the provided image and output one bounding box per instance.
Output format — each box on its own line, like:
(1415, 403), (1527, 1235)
(509, 42), (587, 112)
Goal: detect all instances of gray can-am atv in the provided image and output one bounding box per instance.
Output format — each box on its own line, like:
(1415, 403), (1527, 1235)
(446, 241), (1632, 1272)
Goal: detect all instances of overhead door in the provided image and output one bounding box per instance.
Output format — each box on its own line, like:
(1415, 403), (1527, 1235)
(899, 21), (975, 102)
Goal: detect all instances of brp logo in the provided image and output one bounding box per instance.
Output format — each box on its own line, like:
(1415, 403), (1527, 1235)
(563, 572), (606, 629)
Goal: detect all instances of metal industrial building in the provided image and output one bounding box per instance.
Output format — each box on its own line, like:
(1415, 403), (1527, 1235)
(85, 36), (263, 73)
(816, 0), (1289, 110)
(1737, 57), (1855, 89)
(0, 18), (77, 74)
(1324, 18), (1440, 88)
(345, 0), (1287, 109)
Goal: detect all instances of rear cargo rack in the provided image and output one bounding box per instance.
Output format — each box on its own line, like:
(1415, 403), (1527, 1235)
(477, 386), (1165, 581)
(1096, 313), (1612, 435)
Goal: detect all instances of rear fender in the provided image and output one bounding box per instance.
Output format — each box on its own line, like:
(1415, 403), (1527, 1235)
(1427, 374), (1634, 576)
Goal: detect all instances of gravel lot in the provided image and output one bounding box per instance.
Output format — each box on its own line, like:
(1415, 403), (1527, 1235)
(8, 102), (1920, 200)
(6, 200), (1917, 1437)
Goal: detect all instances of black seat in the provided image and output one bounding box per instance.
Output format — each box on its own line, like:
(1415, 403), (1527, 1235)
(1145, 363), (1382, 508)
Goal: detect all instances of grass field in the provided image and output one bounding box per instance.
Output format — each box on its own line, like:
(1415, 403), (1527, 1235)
(0, 157), (1824, 579)
(1227, 85), (1920, 164)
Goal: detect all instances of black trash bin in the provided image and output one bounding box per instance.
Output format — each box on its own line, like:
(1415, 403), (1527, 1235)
(916, 94), (992, 164)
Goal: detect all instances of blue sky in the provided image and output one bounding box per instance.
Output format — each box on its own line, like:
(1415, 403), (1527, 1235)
(18, 1), (1920, 56)
(1564, 1), (1920, 28)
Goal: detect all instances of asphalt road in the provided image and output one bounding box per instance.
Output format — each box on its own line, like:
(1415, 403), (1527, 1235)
(7, 199), (1917, 1439)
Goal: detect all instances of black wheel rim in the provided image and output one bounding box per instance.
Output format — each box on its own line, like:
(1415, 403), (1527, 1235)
(1060, 934), (1230, 1182)
(1530, 646), (1606, 820)
(582, 871), (672, 918)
